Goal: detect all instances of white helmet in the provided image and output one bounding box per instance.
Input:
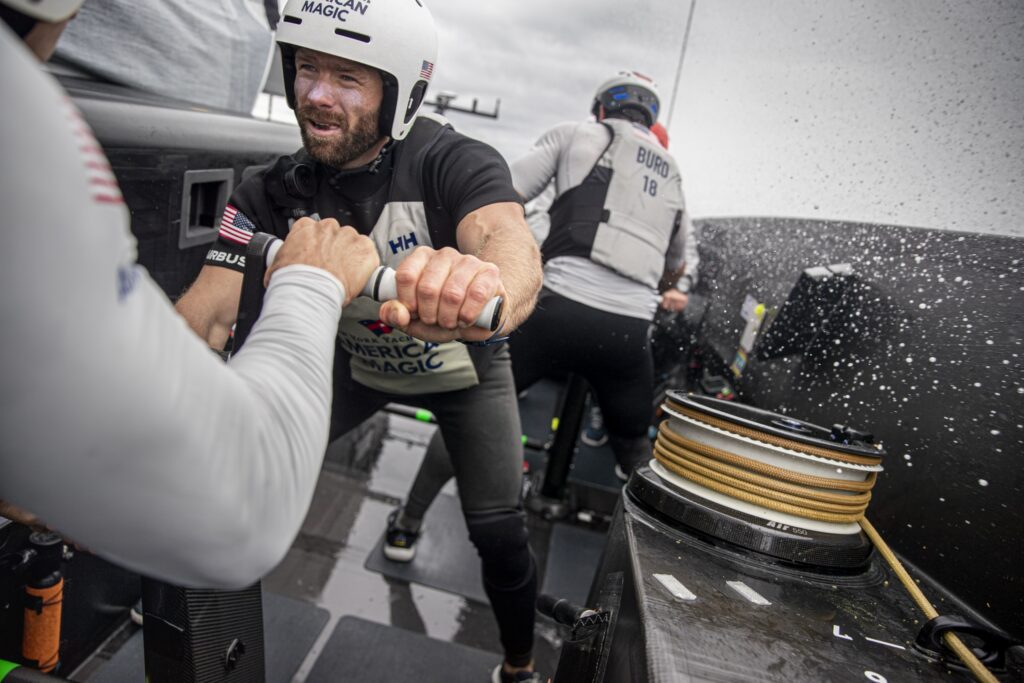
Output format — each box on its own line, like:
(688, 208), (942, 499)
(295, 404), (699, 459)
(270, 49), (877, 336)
(0, 0), (81, 22)
(591, 71), (661, 128)
(276, 0), (438, 142)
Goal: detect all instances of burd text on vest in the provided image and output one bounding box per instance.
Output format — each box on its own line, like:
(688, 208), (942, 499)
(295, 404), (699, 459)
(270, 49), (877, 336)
(636, 147), (670, 178)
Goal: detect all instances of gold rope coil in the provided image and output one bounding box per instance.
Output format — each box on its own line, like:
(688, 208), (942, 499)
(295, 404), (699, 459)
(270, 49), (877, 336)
(654, 441), (867, 523)
(657, 422), (877, 493)
(655, 405), (880, 524)
(654, 434), (871, 508)
(668, 403), (882, 466)
(654, 417), (874, 523)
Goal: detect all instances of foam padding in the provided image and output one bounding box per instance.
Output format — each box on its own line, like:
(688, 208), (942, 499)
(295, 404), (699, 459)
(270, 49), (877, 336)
(306, 616), (499, 683)
(364, 493), (488, 604)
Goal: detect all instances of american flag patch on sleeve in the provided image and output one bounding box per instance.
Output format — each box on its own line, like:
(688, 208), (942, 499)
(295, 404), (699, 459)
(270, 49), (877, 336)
(419, 60), (434, 80)
(62, 98), (124, 206)
(219, 204), (256, 245)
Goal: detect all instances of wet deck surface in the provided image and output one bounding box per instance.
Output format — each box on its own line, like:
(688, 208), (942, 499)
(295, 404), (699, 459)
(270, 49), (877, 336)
(61, 378), (1024, 682)
(71, 383), (616, 682)
(264, 413), (566, 681)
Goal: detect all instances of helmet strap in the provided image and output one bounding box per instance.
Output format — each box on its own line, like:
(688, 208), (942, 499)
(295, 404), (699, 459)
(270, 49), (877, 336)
(378, 72), (399, 140)
(0, 6), (38, 38)
(280, 44), (299, 110)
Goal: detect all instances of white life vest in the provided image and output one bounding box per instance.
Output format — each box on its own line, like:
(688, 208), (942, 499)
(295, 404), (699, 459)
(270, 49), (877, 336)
(542, 118), (684, 288)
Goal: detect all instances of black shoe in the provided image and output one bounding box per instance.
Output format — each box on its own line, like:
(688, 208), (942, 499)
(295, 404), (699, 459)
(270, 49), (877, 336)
(492, 664), (544, 682)
(384, 509), (419, 562)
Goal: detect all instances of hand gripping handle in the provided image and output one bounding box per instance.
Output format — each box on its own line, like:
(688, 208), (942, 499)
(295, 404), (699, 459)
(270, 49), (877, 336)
(261, 236), (503, 331)
(361, 266), (503, 331)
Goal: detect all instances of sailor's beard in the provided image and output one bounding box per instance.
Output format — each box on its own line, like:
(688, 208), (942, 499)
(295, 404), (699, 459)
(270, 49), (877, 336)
(296, 104), (382, 169)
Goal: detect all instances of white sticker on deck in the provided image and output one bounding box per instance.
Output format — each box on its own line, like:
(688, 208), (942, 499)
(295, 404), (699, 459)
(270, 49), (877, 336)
(653, 574), (697, 602)
(727, 580), (772, 606)
(865, 637), (906, 651)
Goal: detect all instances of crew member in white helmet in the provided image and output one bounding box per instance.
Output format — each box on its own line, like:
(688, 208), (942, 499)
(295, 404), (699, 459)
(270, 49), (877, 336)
(172, 1), (544, 679)
(391, 73), (699, 537)
(508, 70), (698, 475)
(0, 0), (381, 588)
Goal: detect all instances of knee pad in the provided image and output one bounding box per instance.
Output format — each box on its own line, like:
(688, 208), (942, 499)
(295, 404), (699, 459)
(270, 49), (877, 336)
(465, 508), (534, 588)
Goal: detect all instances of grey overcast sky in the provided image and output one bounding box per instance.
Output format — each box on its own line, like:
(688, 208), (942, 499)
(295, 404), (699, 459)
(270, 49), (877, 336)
(419, 0), (1024, 237)
(257, 1), (1024, 236)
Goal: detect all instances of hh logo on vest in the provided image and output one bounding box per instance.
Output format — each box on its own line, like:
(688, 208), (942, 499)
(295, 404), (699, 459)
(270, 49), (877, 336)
(359, 319), (394, 337)
(389, 232), (418, 255)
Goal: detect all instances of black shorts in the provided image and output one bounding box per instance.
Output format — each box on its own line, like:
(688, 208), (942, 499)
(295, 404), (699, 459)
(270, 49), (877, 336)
(510, 289), (654, 439)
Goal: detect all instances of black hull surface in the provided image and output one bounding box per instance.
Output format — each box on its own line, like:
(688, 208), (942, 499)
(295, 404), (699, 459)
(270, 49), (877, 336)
(581, 468), (1023, 682)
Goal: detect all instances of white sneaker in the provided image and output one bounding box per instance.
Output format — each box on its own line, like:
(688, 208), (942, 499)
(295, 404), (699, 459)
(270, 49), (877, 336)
(383, 509), (419, 563)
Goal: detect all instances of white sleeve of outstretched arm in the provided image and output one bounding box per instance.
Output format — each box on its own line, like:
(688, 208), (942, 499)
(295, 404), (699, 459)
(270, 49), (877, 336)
(0, 29), (344, 589)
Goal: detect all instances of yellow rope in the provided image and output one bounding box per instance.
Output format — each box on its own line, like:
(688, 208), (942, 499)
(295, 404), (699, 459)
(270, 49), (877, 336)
(859, 518), (998, 683)
(654, 442), (866, 523)
(658, 423), (877, 493)
(659, 441), (872, 507)
(654, 420), (870, 523)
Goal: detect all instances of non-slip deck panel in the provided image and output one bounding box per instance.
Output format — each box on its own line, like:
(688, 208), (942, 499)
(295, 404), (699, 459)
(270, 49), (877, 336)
(305, 616), (499, 683)
(365, 491), (607, 610)
(364, 493), (488, 604)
